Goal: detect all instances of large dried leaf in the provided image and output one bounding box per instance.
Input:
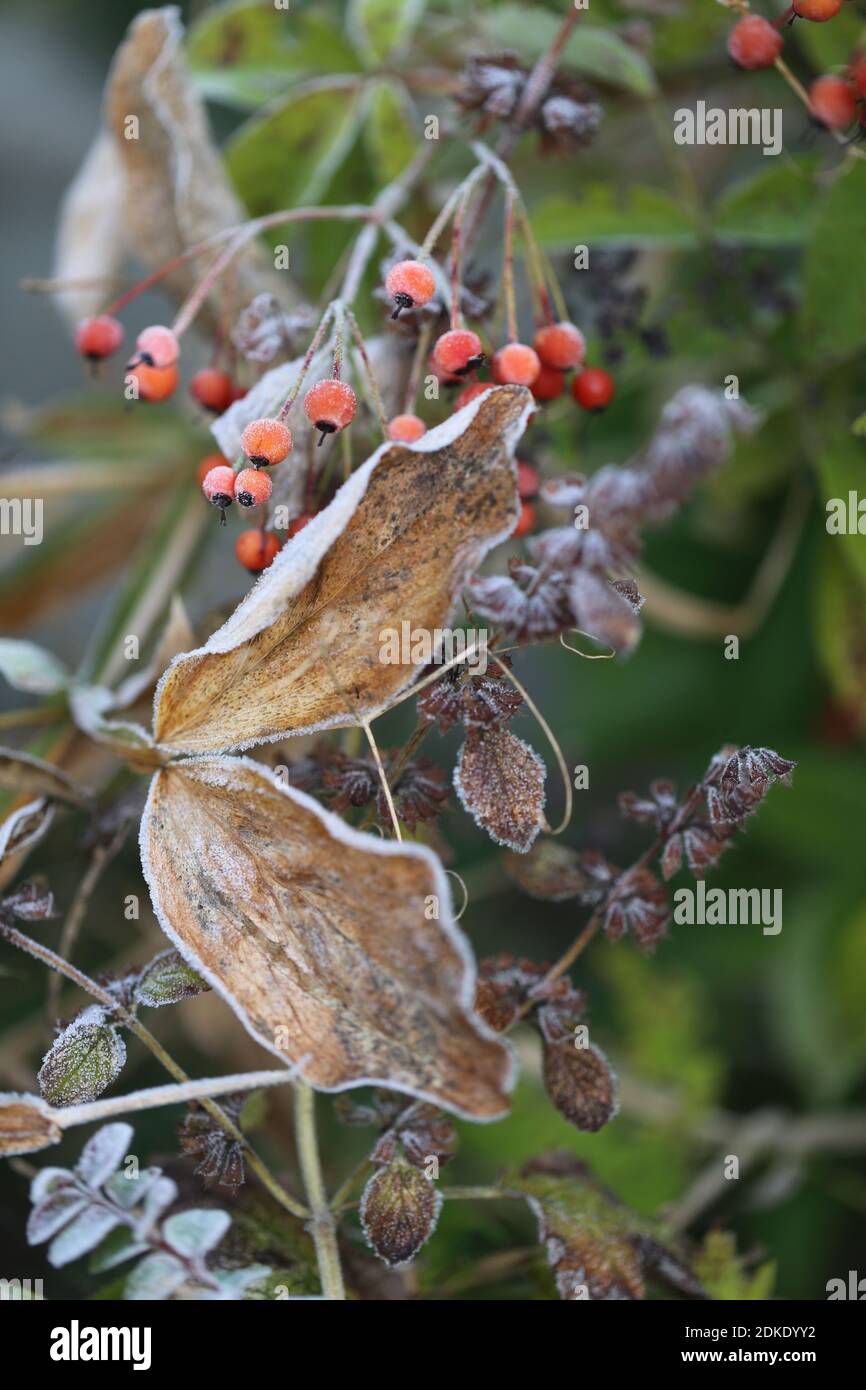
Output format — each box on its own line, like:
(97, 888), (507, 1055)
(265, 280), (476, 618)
(154, 386), (532, 754)
(140, 756), (514, 1119)
(52, 131), (127, 326)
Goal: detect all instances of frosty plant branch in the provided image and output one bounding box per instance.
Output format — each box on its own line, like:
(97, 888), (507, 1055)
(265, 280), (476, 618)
(38, 1069), (307, 1130)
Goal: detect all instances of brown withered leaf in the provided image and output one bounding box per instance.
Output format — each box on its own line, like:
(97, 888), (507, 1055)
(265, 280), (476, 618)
(0, 799), (55, 863)
(504, 838), (588, 902)
(360, 1158), (442, 1267)
(0, 749), (93, 808)
(0, 1093), (62, 1157)
(140, 756), (514, 1119)
(541, 1039), (619, 1134)
(153, 387), (532, 754)
(454, 728), (546, 853)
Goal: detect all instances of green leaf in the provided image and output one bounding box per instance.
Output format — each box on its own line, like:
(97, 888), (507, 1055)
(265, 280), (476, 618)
(38, 1007), (126, 1107)
(532, 187), (696, 249)
(815, 429), (866, 588)
(802, 164), (866, 360)
(163, 1208), (231, 1259)
(480, 8), (657, 94)
(694, 1230), (776, 1301)
(364, 79), (419, 183)
(347, 0), (428, 65)
(714, 163), (818, 246)
(226, 80), (365, 216)
(791, 7), (863, 72)
(134, 949), (210, 1008)
(0, 640), (68, 695)
(813, 541), (866, 721)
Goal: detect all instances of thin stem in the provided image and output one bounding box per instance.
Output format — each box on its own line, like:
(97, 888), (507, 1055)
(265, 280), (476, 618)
(502, 187), (518, 342)
(346, 309), (389, 437)
(294, 1083), (346, 1300)
(363, 719), (402, 840)
(57, 1068), (306, 1128)
(0, 706), (65, 731)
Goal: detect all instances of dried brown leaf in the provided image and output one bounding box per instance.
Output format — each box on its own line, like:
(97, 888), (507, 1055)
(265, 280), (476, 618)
(153, 387), (531, 754)
(360, 1158), (442, 1267)
(0, 749), (92, 807)
(51, 131), (128, 326)
(542, 1039), (619, 1133)
(454, 728), (546, 853)
(140, 756), (514, 1119)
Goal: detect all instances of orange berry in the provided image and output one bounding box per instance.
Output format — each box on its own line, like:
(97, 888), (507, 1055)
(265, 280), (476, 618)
(385, 260), (436, 318)
(202, 464), (236, 525)
(190, 368), (235, 414)
(236, 528), (281, 572)
(387, 413), (427, 442)
(793, 0), (842, 18)
(287, 514), (312, 538)
(532, 363), (566, 402)
(727, 16), (783, 69)
(432, 329), (484, 376)
(303, 379), (357, 445)
(235, 467), (273, 508)
(240, 417), (292, 466)
(809, 75), (857, 129)
(533, 321), (586, 370)
(492, 342), (541, 387)
(513, 501), (536, 538)
(75, 314), (124, 361)
(453, 382), (493, 411)
(197, 452), (230, 485)
(517, 461), (540, 500)
(127, 362), (178, 402)
(134, 325), (180, 369)
(572, 367), (615, 412)
(849, 54), (866, 99)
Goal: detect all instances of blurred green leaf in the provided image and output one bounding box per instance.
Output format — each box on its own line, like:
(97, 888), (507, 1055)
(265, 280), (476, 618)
(790, 7), (863, 72)
(0, 640), (68, 696)
(694, 1230), (775, 1301)
(714, 163), (818, 246)
(364, 78), (419, 182)
(532, 186), (696, 249)
(813, 541), (866, 722)
(347, 0), (428, 65)
(815, 428), (866, 588)
(481, 7), (657, 94)
(801, 164), (866, 360)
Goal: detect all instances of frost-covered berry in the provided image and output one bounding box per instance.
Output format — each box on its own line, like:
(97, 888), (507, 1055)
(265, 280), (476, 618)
(532, 363), (566, 402)
(492, 342), (541, 387)
(514, 501), (536, 538)
(517, 461), (540, 500)
(235, 467), (273, 508)
(533, 321), (586, 370)
(453, 382), (493, 411)
(792, 0), (842, 19)
(572, 367), (615, 412)
(727, 16), (783, 69)
(433, 329), (484, 376)
(126, 363), (179, 402)
(850, 54), (866, 98)
(303, 379), (357, 445)
(809, 75), (857, 129)
(236, 528), (281, 572)
(134, 325), (180, 368)
(387, 413), (427, 442)
(75, 314), (124, 361)
(202, 464), (236, 525)
(240, 417), (292, 466)
(190, 368), (235, 414)
(197, 452), (230, 485)
(385, 260), (436, 318)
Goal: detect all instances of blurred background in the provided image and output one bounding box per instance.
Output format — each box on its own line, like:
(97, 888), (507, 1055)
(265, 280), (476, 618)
(1, 0), (865, 1300)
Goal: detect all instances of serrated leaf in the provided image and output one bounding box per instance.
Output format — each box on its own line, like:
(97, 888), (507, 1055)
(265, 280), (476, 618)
(348, 0), (428, 65)
(38, 1006), (127, 1107)
(48, 1205), (123, 1269)
(75, 1122), (134, 1189)
(163, 1207), (231, 1259)
(360, 1158), (441, 1267)
(802, 164), (866, 361)
(0, 639), (68, 695)
(0, 799), (55, 863)
(454, 728), (546, 853)
(124, 1251), (188, 1301)
(532, 187), (696, 249)
(154, 387), (530, 754)
(134, 948), (210, 1007)
(140, 756), (514, 1119)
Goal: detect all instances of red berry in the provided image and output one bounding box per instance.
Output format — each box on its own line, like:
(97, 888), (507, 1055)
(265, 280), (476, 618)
(202, 464), (236, 525)
(387, 413), (427, 442)
(287, 514), (312, 539)
(492, 342), (541, 387)
(513, 501), (536, 538)
(134, 325), (180, 369)
(533, 321), (586, 370)
(126, 362), (178, 402)
(303, 379), (357, 445)
(75, 314), (124, 361)
(236, 528), (281, 572)
(572, 367), (615, 412)
(727, 16), (784, 69)
(792, 0), (842, 18)
(241, 417), (292, 466)
(432, 329), (484, 377)
(197, 452), (229, 485)
(849, 54), (866, 99)
(516, 461), (540, 500)
(235, 467), (273, 508)
(532, 363), (566, 402)
(190, 368), (235, 414)
(385, 260), (436, 318)
(453, 382), (493, 411)
(809, 75), (857, 129)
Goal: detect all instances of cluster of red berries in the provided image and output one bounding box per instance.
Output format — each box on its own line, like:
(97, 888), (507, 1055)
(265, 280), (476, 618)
(74, 314), (247, 410)
(727, 5), (866, 135)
